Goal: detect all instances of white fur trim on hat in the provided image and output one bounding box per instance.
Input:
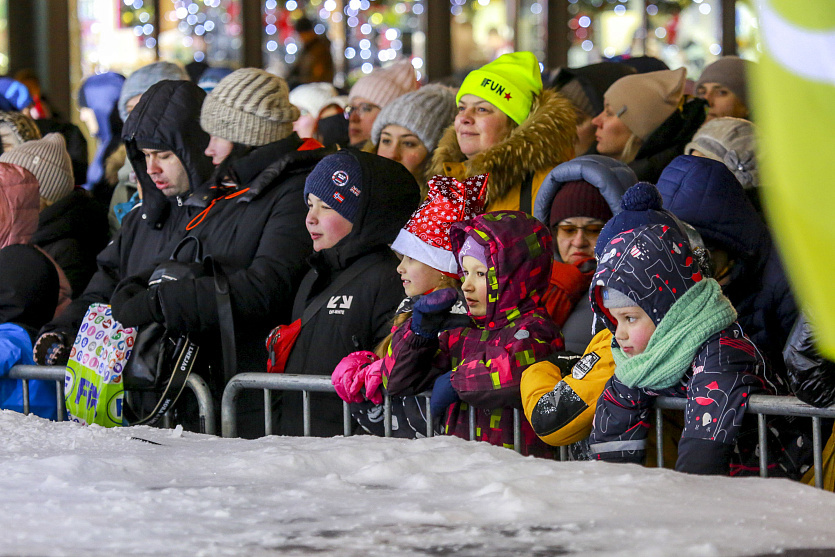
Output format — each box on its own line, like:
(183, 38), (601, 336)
(391, 228), (458, 275)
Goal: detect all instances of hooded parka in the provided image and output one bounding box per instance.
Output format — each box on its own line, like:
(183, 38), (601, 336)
(382, 211), (563, 456)
(428, 89), (575, 213)
(38, 80), (212, 343)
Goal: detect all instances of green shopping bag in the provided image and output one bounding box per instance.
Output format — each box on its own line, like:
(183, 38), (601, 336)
(64, 304), (136, 427)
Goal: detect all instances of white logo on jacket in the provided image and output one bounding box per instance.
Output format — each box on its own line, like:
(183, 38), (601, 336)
(327, 295), (353, 314)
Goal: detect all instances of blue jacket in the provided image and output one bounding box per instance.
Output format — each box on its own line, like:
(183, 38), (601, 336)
(0, 323), (58, 420)
(657, 155), (798, 383)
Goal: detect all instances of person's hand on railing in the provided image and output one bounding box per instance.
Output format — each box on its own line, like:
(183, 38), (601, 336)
(32, 332), (71, 366)
(430, 371), (460, 417)
(411, 288), (460, 339)
(332, 351), (382, 404)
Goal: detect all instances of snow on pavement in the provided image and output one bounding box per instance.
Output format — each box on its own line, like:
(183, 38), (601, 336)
(1, 410), (834, 556)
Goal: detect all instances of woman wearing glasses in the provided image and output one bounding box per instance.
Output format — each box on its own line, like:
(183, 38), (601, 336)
(534, 155), (636, 353)
(428, 51), (575, 213)
(345, 60), (418, 146)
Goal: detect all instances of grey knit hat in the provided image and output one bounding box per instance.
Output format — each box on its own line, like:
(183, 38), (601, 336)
(0, 133), (74, 203)
(118, 61), (189, 122)
(601, 286), (638, 309)
(200, 68), (300, 147)
(696, 56), (751, 110)
(685, 117), (758, 189)
(371, 84), (456, 153)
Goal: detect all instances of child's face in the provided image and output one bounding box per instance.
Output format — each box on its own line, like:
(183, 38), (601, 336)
(305, 193), (353, 251)
(460, 255), (488, 317)
(396, 255), (444, 297)
(609, 305), (656, 356)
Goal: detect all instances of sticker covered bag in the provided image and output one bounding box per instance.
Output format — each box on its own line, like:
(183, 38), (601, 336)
(65, 304), (136, 427)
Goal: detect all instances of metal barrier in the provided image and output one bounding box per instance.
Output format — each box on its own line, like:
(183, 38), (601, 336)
(655, 395), (835, 489)
(220, 372), (524, 453)
(7, 365), (217, 435)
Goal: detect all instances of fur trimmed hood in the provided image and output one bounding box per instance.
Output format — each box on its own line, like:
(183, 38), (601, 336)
(428, 88), (576, 206)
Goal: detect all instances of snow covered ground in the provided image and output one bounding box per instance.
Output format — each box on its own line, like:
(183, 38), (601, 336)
(2, 410), (835, 557)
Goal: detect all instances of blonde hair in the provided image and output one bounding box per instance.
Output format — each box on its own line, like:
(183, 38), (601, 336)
(374, 274), (460, 359)
(618, 132), (643, 164)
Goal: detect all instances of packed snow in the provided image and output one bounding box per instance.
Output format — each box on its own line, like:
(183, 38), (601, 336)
(2, 410), (834, 557)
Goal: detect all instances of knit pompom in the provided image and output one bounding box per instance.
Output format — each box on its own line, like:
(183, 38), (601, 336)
(621, 182), (663, 211)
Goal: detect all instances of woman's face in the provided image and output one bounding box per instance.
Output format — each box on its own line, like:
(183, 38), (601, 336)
(377, 124), (429, 175)
(454, 94), (514, 159)
(591, 103), (634, 159)
(204, 136), (234, 166)
(575, 115), (596, 157)
(553, 216), (605, 265)
(347, 96), (381, 145)
(697, 82), (749, 121)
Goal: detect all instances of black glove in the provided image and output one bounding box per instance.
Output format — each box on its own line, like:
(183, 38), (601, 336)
(33, 332), (71, 366)
(111, 276), (164, 327)
(410, 288), (459, 339)
(544, 351), (582, 378)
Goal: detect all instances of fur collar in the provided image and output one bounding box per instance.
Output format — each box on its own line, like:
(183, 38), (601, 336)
(428, 88), (576, 205)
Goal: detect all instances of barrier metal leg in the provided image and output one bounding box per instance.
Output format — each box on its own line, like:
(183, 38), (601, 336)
(221, 382), (241, 438)
(513, 408), (522, 454)
(383, 394), (392, 437)
(56, 378), (66, 422)
(343, 401), (352, 437)
(264, 389), (273, 436)
(559, 446), (569, 461)
(758, 414), (768, 478)
(813, 416), (823, 489)
(303, 390), (311, 437)
(425, 396), (433, 438)
(655, 408), (664, 468)
(468, 405), (476, 441)
(185, 374), (215, 435)
(21, 380), (29, 415)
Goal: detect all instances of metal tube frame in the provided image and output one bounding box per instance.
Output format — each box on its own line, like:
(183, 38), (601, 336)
(8, 365), (216, 435)
(654, 394), (835, 488)
(221, 373), (524, 453)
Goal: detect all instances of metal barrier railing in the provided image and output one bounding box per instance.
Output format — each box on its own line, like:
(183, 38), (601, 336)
(7, 365), (217, 435)
(220, 372), (524, 453)
(655, 395), (835, 489)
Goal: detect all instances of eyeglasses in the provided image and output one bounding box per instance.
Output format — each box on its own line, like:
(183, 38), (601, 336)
(344, 102), (380, 119)
(556, 223), (605, 238)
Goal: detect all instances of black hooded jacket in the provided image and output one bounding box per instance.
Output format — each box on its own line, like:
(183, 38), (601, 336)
(39, 80), (212, 341)
(280, 150), (421, 435)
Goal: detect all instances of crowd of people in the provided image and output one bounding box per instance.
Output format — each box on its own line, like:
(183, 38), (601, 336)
(0, 46), (830, 483)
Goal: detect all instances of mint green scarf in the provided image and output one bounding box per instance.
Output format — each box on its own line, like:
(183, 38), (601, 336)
(613, 278), (737, 390)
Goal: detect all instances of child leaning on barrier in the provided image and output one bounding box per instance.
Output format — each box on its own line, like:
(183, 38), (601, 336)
(331, 174), (488, 437)
(587, 182), (771, 475)
(380, 210), (563, 456)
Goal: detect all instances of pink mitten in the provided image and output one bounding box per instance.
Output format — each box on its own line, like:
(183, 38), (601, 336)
(332, 351), (378, 403)
(362, 359), (384, 405)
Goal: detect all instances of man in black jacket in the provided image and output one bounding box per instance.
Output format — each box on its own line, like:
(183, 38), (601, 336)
(33, 80), (213, 370)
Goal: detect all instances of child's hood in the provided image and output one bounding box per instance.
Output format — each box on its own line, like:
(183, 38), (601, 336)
(591, 223), (703, 333)
(449, 211), (552, 329)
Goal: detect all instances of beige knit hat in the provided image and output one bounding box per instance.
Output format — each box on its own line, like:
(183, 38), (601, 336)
(200, 68), (300, 147)
(348, 60), (418, 109)
(0, 133), (74, 203)
(604, 67), (686, 141)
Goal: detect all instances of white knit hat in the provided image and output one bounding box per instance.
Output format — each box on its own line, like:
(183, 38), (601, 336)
(0, 133), (74, 203)
(289, 82), (339, 119)
(200, 68), (300, 146)
(684, 117), (758, 189)
(604, 68), (686, 141)
(348, 60), (418, 109)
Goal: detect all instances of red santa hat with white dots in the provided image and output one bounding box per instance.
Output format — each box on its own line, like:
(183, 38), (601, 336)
(390, 174), (489, 277)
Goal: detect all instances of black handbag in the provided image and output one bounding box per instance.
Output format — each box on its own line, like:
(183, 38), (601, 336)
(122, 236), (235, 426)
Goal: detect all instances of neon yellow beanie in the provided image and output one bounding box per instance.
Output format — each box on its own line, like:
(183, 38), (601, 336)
(456, 51), (543, 125)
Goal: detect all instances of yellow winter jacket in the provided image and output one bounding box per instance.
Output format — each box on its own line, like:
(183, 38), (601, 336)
(521, 329), (615, 446)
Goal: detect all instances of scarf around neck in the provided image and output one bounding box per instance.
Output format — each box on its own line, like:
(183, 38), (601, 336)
(612, 278), (737, 390)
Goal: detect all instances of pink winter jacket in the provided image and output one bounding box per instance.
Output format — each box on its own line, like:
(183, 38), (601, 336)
(0, 162), (72, 316)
